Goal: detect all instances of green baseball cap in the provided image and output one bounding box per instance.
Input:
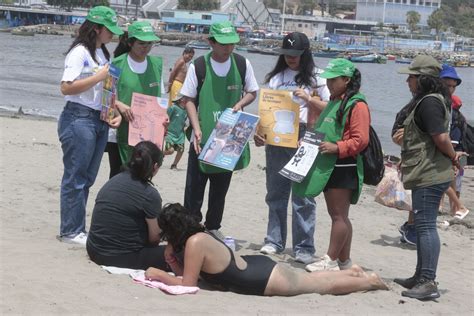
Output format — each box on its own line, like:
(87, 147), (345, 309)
(128, 21), (160, 42)
(86, 6), (123, 36)
(320, 58), (355, 79)
(209, 21), (239, 44)
(398, 55), (441, 77)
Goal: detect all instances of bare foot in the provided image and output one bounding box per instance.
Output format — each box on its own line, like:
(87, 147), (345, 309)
(349, 265), (368, 278)
(369, 273), (389, 290)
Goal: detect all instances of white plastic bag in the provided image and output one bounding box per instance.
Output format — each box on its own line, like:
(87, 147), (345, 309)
(374, 166), (412, 211)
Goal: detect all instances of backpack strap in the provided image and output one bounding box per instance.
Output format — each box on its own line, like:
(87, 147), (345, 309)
(233, 53), (247, 90)
(194, 55), (206, 108)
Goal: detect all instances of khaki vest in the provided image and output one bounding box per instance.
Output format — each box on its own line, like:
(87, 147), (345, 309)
(401, 93), (453, 189)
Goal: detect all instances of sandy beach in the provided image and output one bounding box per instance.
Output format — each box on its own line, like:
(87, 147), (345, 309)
(1, 114), (473, 315)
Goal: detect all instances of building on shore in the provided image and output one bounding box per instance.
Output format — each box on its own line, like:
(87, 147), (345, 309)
(356, 0), (441, 26)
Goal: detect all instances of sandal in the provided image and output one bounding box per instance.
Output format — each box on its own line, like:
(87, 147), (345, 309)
(454, 209), (470, 220)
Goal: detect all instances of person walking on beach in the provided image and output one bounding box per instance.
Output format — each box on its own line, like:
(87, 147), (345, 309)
(439, 65), (469, 219)
(293, 58), (371, 272)
(167, 47), (195, 106)
(58, 6), (123, 245)
(254, 32), (329, 264)
(180, 21), (259, 240)
(87, 141), (168, 270)
(393, 55), (465, 300)
(144, 203), (388, 296)
(109, 21), (163, 173)
(164, 94), (188, 169)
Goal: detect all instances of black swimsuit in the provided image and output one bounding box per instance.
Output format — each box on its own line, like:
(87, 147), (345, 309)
(199, 233), (277, 296)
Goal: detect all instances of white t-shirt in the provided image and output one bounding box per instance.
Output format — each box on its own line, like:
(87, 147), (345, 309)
(268, 67), (330, 123)
(61, 45), (109, 110)
(180, 56), (259, 99)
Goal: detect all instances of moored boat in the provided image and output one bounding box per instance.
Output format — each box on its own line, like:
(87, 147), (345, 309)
(349, 53), (387, 64)
(11, 28), (35, 36)
(313, 51), (341, 58)
(160, 39), (188, 47)
(186, 40), (210, 50)
(395, 57), (412, 64)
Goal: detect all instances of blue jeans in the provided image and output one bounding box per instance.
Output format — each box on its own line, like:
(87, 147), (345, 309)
(412, 181), (450, 280)
(58, 102), (109, 236)
(264, 144), (316, 255)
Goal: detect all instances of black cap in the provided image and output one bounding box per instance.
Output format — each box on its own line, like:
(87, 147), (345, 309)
(277, 32), (310, 56)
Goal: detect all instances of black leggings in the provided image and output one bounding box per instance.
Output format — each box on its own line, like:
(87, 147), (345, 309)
(87, 244), (169, 271)
(105, 142), (122, 179)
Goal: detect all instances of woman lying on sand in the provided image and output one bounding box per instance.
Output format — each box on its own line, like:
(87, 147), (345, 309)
(145, 203), (388, 296)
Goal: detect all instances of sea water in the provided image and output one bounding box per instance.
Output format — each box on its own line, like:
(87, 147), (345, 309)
(0, 32), (472, 155)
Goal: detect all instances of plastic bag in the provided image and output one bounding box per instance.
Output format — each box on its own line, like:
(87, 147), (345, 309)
(374, 166), (412, 211)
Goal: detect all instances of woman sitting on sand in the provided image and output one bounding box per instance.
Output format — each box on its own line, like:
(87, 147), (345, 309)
(145, 203), (388, 296)
(86, 141), (167, 270)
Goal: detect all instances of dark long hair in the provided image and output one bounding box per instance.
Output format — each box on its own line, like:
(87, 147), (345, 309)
(336, 68), (362, 124)
(66, 20), (110, 63)
(126, 141), (163, 184)
(113, 31), (137, 58)
(415, 75), (451, 109)
(158, 203), (205, 253)
(264, 49), (316, 87)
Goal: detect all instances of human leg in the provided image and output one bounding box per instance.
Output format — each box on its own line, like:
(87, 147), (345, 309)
(205, 171), (233, 230)
(291, 194), (316, 259)
(106, 142), (122, 178)
(398, 182), (450, 300)
(58, 103), (107, 237)
(264, 264), (387, 296)
(172, 148), (184, 168)
(184, 146), (208, 222)
(87, 244), (168, 270)
(263, 145), (294, 252)
(324, 189), (352, 262)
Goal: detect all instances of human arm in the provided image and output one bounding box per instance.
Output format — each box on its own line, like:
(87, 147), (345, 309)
(145, 217), (160, 245)
(432, 133), (466, 169)
(108, 111), (122, 129)
(145, 235), (204, 286)
(61, 64), (110, 95)
(185, 97), (202, 153)
(232, 91), (257, 112)
(164, 243), (183, 276)
(392, 128), (404, 146)
(115, 99), (134, 122)
(167, 59), (184, 92)
(335, 102), (370, 158)
(253, 132), (266, 147)
(293, 88), (328, 129)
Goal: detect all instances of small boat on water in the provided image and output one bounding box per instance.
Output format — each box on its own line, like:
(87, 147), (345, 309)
(313, 51), (341, 58)
(11, 28), (35, 36)
(349, 53), (387, 64)
(186, 40), (210, 50)
(247, 46), (279, 56)
(395, 57), (412, 64)
(160, 39), (188, 47)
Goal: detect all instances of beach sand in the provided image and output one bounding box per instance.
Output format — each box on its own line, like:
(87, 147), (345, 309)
(1, 114), (473, 315)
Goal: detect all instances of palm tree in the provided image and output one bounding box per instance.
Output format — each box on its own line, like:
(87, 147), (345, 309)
(406, 10), (421, 34)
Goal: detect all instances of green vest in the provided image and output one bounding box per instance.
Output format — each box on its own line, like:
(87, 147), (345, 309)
(293, 93), (366, 204)
(401, 93), (453, 189)
(113, 54), (162, 164)
(197, 53), (250, 174)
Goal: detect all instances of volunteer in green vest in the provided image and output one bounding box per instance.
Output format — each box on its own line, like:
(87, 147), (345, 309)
(393, 55), (465, 301)
(180, 21), (259, 240)
(106, 21), (163, 177)
(294, 59), (371, 273)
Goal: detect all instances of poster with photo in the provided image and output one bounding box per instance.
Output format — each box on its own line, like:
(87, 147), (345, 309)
(100, 64), (121, 123)
(198, 109), (259, 171)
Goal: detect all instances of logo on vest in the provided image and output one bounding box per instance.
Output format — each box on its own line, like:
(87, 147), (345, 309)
(149, 82), (160, 87)
(324, 117), (334, 123)
(227, 85), (240, 90)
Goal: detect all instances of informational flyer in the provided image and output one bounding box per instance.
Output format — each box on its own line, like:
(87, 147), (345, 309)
(257, 88), (300, 148)
(279, 131), (325, 183)
(198, 108), (260, 171)
(100, 64), (121, 123)
(128, 92), (168, 150)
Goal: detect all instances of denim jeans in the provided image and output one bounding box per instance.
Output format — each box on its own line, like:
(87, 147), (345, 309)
(412, 181), (450, 280)
(264, 144), (316, 255)
(58, 102), (109, 236)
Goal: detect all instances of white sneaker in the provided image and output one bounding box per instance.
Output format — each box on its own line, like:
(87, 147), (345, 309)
(305, 254), (340, 272)
(59, 232), (88, 246)
(260, 244), (278, 255)
(208, 229), (225, 241)
(337, 258), (353, 270)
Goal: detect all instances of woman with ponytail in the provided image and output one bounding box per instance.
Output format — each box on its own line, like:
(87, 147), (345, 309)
(293, 58), (371, 272)
(105, 21), (164, 178)
(87, 141), (168, 270)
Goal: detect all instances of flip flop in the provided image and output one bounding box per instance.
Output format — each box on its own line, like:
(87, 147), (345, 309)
(454, 209), (470, 220)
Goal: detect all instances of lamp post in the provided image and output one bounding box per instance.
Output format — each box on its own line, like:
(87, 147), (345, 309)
(280, 0), (286, 35)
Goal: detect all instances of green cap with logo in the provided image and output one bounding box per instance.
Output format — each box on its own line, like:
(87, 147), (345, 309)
(209, 21), (239, 44)
(320, 58), (355, 79)
(398, 55), (441, 77)
(86, 6), (123, 35)
(128, 21), (160, 42)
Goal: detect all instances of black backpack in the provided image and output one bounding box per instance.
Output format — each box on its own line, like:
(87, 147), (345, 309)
(349, 102), (385, 186)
